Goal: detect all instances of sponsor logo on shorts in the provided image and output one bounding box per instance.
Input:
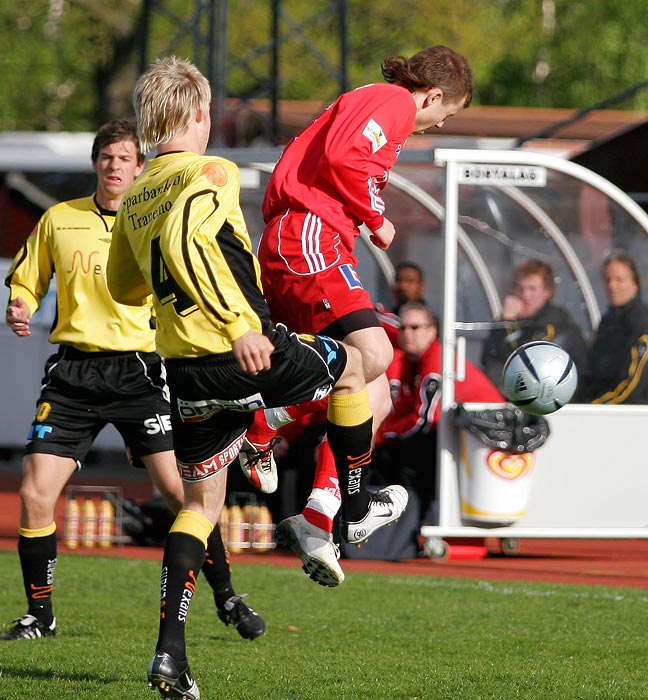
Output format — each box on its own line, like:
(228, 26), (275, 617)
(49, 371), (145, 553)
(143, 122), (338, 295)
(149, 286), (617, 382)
(36, 402), (52, 421)
(318, 336), (341, 366)
(339, 264), (363, 290)
(28, 424), (53, 440)
(362, 118), (387, 153)
(144, 413), (172, 435)
(178, 394), (265, 422)
(178, 433), (246, 481)
(311, 384), (333, 401)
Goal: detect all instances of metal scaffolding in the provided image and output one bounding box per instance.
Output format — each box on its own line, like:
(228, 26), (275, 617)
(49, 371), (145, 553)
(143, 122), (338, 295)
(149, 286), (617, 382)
(136, 0), (348, 145)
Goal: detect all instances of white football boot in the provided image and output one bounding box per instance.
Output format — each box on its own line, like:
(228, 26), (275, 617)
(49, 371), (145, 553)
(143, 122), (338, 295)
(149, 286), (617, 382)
(340, 485), (409, 545)
(275, 514), (345, 587)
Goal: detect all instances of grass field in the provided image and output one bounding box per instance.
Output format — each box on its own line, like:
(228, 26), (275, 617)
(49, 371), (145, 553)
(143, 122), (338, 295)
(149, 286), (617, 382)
(0, 549), (646, 700)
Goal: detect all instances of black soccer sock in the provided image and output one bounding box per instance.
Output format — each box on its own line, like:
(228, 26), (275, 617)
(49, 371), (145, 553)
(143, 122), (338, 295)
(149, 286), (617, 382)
(326, 390), (373, 523)
(18, 525), (57, 625)
(201, 525), (235, 609)
(155, 511), (212, 660)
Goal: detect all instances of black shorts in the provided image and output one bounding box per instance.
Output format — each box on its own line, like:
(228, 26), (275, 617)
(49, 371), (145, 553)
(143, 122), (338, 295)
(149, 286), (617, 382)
(25, 346), (174, 468)
(165, 324), (347, 481)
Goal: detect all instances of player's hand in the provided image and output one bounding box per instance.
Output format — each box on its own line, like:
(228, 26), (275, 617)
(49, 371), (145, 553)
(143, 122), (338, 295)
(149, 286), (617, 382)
(232, 329), (274, 374)
(501, 295), (523, 321)
(6, 297), (32, 337)
(369, 218), (395, 250)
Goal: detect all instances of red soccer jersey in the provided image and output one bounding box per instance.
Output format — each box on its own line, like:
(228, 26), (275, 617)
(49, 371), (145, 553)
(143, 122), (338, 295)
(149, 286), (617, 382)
(262, 83), (416, 251)
(378, 340), (504, 442)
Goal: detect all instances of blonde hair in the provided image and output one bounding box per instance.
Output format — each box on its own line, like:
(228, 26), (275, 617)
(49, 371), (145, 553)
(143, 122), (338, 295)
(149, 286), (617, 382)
(134, 56), (212, 152)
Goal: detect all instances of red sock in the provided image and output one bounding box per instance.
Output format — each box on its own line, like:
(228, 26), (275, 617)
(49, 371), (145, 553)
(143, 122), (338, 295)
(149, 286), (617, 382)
(245, 410), (278, 447)
(302, 439), (341, 533)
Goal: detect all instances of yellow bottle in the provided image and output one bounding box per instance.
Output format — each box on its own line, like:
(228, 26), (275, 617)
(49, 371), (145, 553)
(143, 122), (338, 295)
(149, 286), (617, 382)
(227, 505), (244, 554)
(254, 505), (274, 554)
(243, 505), (257, 552)
(64, 497), (80, 549)
(82, 497), (96, 548)
(97, 498), (115, 548)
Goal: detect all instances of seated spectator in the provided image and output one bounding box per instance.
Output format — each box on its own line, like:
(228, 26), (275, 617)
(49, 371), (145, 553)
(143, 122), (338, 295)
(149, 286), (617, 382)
(373, 302), (504, 527)
(577, 250), (648, 403)
(391, 261), (428, 314)
(481, 258), (586, 392)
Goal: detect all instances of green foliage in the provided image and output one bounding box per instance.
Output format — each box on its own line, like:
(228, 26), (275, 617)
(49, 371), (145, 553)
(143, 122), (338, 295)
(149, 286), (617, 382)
(1, 550), (648, 699)
(0, 1), (646, 132)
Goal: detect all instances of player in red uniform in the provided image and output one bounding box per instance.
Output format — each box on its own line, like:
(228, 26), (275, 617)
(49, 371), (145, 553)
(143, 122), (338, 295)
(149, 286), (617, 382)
(242, 46), (474, 585)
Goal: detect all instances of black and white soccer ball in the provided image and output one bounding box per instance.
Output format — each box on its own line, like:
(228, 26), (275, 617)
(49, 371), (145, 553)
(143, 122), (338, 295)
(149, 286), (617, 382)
(502, 341), (578, 415)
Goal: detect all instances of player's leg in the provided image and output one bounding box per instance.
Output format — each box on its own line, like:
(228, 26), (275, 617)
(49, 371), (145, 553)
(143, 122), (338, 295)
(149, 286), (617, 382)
(300, 324), (394, 533)
(263, 328), (407, 584)
(147, 360), (251, 698)
(1, 355), (98, 642)
(0, 452), (76, 641)
(142, 450), (265, 640)
(147, 476), (220, 700)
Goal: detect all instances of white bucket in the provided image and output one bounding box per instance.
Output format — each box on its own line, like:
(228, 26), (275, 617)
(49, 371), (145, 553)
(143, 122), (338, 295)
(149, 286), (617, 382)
(459, 430), (536, 526)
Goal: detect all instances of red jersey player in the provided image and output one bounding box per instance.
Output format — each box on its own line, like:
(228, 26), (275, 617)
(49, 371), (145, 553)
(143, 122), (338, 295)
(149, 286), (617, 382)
(242, 46), (474, 586)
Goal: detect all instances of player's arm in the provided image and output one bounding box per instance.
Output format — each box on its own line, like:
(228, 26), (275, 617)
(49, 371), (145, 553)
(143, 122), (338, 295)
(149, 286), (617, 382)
(591, 334), (648, 404)
(106, 215), (151, 305)
(5, 296), (31, 337)
(320, 93), (414, 238)
(381, 371), (441, 439)
(4, 216), (56, 322)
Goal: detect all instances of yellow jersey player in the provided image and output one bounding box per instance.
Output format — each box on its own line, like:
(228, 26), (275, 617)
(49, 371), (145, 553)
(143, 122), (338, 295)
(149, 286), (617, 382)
(107, 57), (407, 700)
(1, 119), (264, 645)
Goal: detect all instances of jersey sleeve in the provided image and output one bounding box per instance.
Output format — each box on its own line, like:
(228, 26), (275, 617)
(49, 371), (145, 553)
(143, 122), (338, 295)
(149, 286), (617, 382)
(4, 215), (55, 316)
(319, 91), (415, 233)
(590, 334), (648, 404)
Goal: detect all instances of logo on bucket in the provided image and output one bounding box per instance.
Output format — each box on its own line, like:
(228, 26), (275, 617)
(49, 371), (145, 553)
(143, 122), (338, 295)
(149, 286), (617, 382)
(486, 451), (535, 481)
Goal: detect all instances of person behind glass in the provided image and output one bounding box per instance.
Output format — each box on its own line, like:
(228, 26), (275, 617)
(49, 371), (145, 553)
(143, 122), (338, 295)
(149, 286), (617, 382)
(391, 261), (427, 314)
(481, 258), (586, 392)
(374, 302), (503, 524)
(1, 119), (264, 644)
(577, 250), (648, 403)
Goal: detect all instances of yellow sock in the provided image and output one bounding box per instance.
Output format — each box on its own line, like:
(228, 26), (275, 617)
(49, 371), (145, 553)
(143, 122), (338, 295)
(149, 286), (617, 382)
(327, 388), (372, 427)
(19, 522), (57, 538)
(170, 509), (214, 547)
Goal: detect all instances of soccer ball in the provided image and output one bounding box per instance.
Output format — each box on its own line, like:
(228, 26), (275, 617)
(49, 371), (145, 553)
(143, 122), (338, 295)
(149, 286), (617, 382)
(502, 341), (578, 415)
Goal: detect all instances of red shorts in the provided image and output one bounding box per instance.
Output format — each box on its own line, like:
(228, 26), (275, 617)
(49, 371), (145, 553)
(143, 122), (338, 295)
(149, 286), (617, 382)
(258, 210), (373, 333)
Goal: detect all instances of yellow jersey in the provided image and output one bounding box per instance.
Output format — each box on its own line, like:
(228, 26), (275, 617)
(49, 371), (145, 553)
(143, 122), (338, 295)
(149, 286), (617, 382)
(107, 152), (270, 359)
(5, 195), (155, 353)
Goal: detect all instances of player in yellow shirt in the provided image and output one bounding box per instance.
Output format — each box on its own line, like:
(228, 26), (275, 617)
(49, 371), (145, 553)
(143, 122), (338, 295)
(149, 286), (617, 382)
(1, 119), (264, 644)
(107, 57), (408, 699)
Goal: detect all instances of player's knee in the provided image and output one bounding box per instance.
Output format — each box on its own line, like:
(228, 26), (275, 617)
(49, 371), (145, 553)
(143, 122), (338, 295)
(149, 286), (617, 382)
(361, 341), (393, 383)
(19, 481), (54, 524)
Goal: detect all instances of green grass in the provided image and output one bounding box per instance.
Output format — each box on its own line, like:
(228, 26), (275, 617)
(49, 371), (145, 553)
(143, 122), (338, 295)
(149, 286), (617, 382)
(0, 549), (646, 699)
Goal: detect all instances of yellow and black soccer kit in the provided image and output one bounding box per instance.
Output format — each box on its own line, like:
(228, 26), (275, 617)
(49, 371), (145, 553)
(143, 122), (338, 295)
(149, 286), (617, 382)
(108, 153), (377, 663)
(5, 195), (173, 466)
(108, 153), (350, 477)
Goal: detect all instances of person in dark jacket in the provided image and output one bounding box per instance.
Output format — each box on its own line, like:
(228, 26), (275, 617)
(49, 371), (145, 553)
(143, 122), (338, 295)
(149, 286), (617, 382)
(577, 250), (648, 404)
(481, 258), (587, 392)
